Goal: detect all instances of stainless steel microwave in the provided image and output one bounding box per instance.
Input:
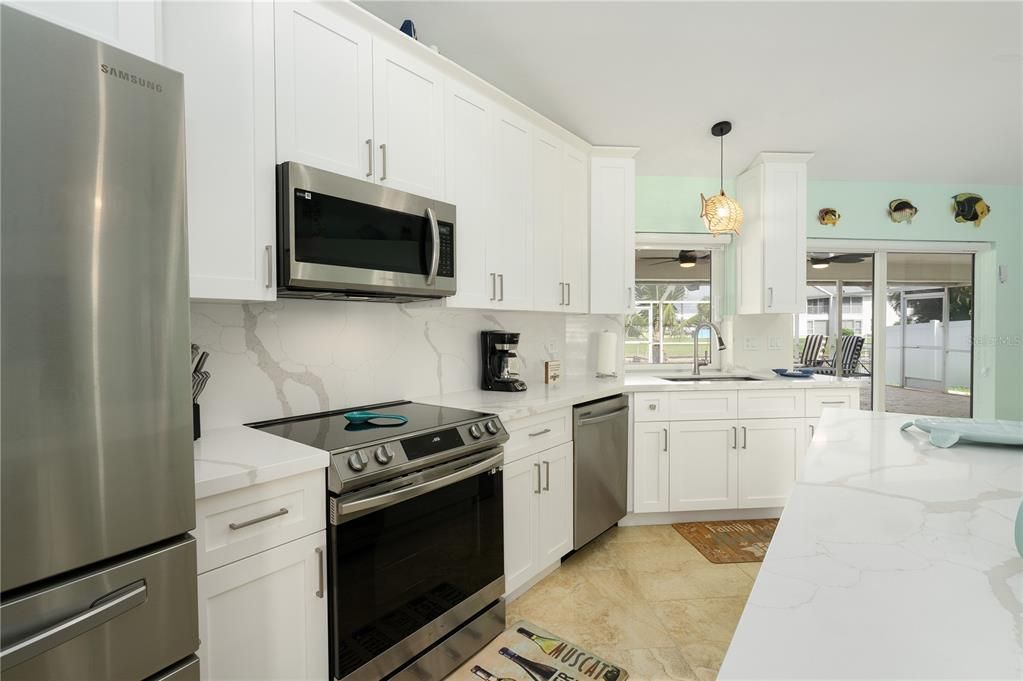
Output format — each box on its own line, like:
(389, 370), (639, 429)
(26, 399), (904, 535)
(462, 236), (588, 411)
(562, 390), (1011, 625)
(276, 162), (456, 302)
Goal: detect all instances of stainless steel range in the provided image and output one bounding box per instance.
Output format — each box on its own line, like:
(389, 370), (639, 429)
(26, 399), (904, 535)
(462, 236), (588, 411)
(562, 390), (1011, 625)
(250, 401), (508, 681)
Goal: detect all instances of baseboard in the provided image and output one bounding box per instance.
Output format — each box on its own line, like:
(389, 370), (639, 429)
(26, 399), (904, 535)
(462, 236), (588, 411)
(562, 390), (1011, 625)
(619, 508), (783, 526)
(504, 561), (562, 604)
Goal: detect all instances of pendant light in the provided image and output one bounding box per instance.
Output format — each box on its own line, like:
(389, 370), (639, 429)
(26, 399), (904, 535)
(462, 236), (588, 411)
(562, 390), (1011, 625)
(700, 121), (744, 236)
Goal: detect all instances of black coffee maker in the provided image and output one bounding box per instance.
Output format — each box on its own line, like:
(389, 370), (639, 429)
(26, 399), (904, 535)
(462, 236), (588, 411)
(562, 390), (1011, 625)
(480, 331), (527, 392)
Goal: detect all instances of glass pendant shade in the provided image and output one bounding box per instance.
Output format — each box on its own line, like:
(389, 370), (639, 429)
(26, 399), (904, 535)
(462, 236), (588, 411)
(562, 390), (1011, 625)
(700, 190), (744, 236)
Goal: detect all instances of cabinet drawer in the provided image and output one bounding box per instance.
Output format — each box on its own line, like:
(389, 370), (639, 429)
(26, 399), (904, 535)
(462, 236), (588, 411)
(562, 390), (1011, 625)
(669, 390), (738, 421)
(805, 389), (859, 417)
(194, 469), (325, 574)
(634, 393), (669, 421)
(737, 390), (805, 419)
(504, 407), (572, 464)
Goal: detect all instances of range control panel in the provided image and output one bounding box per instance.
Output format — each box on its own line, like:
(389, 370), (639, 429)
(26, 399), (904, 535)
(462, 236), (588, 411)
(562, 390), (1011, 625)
(330, 417), (506, 493)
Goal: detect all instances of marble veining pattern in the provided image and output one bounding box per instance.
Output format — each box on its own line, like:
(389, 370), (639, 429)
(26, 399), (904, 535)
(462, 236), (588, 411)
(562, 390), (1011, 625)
(718, 409), (1023, 680)
(191, 299), (623, 429)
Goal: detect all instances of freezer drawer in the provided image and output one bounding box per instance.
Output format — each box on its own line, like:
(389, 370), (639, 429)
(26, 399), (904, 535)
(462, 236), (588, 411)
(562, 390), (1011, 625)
(0, 536), (199, 681)
(146, 656), (200, 681)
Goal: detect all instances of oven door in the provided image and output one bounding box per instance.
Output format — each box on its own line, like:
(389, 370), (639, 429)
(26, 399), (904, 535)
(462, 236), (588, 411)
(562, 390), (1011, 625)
(329, 449), (504, 681)
(278, 162), (456, 298)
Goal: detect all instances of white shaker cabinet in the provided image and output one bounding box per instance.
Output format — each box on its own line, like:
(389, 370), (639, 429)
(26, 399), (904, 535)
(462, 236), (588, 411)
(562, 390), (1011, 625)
(197, 530), (328, 681)
(736, 418), (805, 509)
(561, 144), (590, 313)
(531, 130), (565, 312)
(502, 455), (540, 596)
(537, 442), (574, 564)
(274, 2), (374, 182)
(669, 421), (738, 511)
(444, 80), (496, 310)
(590, 148), (638, 314)
(11, 0), (158, 59)
(503, 436), (574, 596)
(372, 39), (445, 199)
(488, 108), (534, 310)
(162, 0), (277, 301)
(632, 421), (670, 513)
(734, 153), (813, 314)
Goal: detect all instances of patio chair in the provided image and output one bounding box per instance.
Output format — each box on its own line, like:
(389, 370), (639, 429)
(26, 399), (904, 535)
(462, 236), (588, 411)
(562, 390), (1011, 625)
(797, 334), (828, 367)
(816, 335), (866, 376)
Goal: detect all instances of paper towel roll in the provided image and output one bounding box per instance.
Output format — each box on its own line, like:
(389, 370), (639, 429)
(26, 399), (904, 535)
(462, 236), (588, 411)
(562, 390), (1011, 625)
(596, 330), (618, 377)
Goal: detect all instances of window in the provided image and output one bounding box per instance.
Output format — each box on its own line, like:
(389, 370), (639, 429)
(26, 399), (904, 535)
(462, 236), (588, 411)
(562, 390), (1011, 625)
(626, 247), (716, 366)
(807, 297), (830, 314)
(842, 296), (863, 313)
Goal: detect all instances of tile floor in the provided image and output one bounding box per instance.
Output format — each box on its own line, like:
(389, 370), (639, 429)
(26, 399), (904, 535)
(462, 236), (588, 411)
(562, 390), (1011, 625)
(505, 524), (760, 681)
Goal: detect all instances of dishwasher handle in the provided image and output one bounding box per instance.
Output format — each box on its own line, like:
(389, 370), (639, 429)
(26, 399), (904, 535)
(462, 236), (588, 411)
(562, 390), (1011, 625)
(576, 406), (629, 426)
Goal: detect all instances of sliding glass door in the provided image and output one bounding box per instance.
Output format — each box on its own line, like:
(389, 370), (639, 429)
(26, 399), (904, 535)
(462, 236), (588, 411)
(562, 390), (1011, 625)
(884, 253), (974, 417)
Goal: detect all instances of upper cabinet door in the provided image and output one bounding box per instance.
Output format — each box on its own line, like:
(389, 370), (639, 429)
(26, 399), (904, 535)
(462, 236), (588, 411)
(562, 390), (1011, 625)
(163, 0), (277, 301)
(531, 129), (564, 312)
(372, 40), (445, 199)
(444, 80), (495, 310)
(561, 144), (590, 313)
(490, 107), (534, 310)
(10, 0), (157, 59)
(274, 2), (374, 180)
(590, 151), (637, 314)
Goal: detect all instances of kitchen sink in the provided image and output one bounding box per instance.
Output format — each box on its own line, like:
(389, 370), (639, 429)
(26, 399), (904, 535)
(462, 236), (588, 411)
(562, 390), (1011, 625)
(659, 376), (764, 382)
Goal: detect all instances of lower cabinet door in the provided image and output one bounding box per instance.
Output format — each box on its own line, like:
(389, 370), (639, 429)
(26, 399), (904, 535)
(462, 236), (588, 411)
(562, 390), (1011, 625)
(503, 455), (540, 595)
(197, 531), (327, 681)
(633, 422), (670, 513)
(537, 442), (574, 564)
(669, 421), (738, 511)
(737, 419), (804, 509)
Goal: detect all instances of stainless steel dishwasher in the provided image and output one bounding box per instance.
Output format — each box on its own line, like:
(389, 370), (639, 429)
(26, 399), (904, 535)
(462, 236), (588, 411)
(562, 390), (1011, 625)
(573, 394), (629, 549)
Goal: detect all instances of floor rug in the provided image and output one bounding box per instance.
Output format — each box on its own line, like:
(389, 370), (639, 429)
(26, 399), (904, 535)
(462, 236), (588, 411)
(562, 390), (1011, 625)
(452, 620), (628, 681)
(672, 519), (778, 563)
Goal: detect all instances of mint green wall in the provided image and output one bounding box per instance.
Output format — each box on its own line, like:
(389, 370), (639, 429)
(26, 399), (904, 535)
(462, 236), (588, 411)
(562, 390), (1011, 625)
(636, 176), (1023, 419)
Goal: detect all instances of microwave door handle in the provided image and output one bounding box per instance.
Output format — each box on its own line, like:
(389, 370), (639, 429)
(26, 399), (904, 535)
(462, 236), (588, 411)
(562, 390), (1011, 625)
(426, 207), (440, 286)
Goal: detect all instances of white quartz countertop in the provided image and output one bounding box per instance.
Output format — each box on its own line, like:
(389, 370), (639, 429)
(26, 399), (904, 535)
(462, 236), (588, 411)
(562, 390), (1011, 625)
(415, 377), (626, 422)
(193, 425), (329, 500)
(719, 409), (1023, 680)
(625, 371), (866, 391)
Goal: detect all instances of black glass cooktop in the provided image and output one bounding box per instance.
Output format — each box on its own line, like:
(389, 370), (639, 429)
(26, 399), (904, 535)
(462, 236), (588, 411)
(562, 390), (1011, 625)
(248, 401), (493, 453)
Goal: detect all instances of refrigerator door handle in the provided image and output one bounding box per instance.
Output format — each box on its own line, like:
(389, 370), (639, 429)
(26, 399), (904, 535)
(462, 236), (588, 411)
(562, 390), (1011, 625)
(0, 579), (147, 671)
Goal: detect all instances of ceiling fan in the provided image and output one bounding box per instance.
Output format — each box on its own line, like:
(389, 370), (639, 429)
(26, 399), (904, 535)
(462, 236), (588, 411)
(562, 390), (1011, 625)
(808, 253), (867, 269)
(640, 250), (710, 269)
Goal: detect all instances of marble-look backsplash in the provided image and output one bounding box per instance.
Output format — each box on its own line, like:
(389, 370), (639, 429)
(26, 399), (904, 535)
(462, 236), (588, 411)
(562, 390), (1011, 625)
(191, 299), (624, 430)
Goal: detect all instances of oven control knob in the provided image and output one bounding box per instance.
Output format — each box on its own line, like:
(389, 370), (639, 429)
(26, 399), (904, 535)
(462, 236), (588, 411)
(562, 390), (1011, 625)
(468, 424), (483, 439)
(347, 451), (369, 472)
(373, 445), (393, 465)
(485, 420), (500, 435)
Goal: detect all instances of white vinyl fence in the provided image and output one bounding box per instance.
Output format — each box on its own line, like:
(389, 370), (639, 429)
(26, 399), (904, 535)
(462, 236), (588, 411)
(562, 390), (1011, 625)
(885, 320), (971, 391)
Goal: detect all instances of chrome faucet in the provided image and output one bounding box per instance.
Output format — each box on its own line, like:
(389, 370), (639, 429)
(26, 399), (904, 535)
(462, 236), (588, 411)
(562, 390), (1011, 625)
(692, 322), (727, 376)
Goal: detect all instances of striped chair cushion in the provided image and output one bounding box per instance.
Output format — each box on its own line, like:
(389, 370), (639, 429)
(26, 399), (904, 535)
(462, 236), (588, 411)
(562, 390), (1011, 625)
(799, 334), (827, 366)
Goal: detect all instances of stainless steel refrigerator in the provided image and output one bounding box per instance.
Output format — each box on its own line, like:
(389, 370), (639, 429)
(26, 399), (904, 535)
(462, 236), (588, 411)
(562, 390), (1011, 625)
(0, 7), (199, 680)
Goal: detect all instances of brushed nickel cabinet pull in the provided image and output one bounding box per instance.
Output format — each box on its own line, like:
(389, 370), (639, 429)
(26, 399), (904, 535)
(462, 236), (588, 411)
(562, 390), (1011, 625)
(732, 425), (737, 449)
(264, 245), (273, 289)
(543, 461), (550, 491)
(379, 143), (387, 181)
(534, 463), (541, 494)
(315, 547), (324, 598)
(663, 428), (668, 452)
(228, 507), (288, 530)
(742, 426), (748, 449)
(365, 138), (373, 177)
(498, 273), (504, 301)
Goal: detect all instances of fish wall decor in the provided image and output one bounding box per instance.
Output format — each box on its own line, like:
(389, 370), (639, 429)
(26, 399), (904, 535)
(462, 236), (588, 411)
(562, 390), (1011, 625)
(817, 208), (841, 226)
(952, 193), (991, 228)
(888, 199), (918, 224)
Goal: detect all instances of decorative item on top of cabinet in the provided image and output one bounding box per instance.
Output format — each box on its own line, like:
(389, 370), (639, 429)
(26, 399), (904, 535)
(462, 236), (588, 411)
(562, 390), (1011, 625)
(399, 19), (417, 39)
(817, 208), (841, 226)
(952, 193), (991, 228)
(887, 199), (918, 224)
(590, 147), (639, 314)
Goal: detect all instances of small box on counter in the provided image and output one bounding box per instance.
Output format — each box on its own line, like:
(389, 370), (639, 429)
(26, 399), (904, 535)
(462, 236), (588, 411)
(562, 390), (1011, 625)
(544, 360), (562, 385)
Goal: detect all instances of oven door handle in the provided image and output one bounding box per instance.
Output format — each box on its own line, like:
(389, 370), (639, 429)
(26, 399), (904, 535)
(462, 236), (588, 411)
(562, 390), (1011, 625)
(338, 450), (503, 518)
(425, 207), (440, 287)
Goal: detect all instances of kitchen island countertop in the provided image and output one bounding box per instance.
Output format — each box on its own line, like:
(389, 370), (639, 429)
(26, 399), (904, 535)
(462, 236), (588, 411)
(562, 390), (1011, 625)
(719, 409), (1023, 680)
